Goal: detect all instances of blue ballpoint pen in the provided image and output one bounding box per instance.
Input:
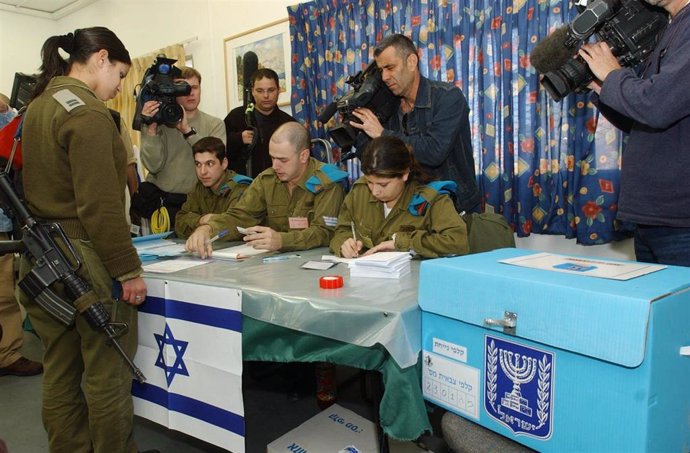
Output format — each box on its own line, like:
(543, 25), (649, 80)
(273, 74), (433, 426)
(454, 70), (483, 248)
(208, 229), (229, 244)
(262, 254), (301, 263)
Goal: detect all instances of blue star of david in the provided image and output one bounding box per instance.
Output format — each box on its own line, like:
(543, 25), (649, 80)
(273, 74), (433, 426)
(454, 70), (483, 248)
(154, 323), (189, 386)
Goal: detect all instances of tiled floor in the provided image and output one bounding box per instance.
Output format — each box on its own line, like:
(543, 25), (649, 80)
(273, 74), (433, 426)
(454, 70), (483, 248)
(0, 331), (434, 453)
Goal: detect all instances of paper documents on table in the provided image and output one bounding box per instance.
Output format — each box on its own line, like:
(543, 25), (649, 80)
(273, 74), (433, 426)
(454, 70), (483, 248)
(321, 255), (354, 264)
(348, 251), (412, 279)
(133, 233), (186, 259)
(499, 252), (666, 280)
(212, 244), (269, 260)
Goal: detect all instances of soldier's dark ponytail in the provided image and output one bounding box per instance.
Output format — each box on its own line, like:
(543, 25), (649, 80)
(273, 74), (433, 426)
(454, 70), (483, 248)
(33, 27), (131, 99)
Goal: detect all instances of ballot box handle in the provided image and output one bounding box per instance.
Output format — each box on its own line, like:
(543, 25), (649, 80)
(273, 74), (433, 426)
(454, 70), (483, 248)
(484, 311), (517, 335)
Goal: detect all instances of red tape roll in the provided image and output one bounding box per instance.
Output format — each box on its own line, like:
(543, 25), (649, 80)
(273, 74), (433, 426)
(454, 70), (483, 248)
(319, 275), (344, 289)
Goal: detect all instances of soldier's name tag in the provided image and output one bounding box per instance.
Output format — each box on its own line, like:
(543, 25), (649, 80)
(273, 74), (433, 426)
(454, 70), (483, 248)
(288, 217), (309, 229)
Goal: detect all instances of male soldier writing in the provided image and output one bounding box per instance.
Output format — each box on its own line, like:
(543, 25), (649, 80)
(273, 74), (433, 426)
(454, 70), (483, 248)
(185, 122), (347, 258)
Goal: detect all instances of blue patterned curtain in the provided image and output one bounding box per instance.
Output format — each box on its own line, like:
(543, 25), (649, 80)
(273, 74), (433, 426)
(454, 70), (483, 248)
(287, 0), (631, 245)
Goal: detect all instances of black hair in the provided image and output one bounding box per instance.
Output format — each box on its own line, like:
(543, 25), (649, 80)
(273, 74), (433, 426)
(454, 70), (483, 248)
(34, 27), (131, 98)
(374, 34), (418, 61)
(251, 68), (280, 88)
(360, 136), (433, 184)
(192, 136), (226, 162)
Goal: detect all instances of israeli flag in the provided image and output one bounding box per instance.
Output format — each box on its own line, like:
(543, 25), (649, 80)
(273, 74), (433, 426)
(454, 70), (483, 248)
(133, 279), (244, 452)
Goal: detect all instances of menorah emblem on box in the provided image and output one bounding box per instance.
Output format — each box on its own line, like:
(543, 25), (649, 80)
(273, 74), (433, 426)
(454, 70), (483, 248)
(485, 335), (555, 439)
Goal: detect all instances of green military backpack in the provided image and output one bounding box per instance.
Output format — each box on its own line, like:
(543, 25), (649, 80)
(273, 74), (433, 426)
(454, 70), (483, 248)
(461, 212), (515, 254)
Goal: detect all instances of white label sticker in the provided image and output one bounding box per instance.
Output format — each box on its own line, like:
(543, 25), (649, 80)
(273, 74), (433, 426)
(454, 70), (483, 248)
(423, 351), (480, 420)
(432, 337), (468, 363)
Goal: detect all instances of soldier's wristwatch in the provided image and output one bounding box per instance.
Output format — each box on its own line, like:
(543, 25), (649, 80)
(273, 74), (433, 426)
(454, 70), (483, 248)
(182, 127), (197, 139)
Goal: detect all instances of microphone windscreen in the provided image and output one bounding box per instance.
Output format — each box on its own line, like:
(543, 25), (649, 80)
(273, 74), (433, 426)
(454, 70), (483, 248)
(242, 51), (259, 89)
(530, 26), (576, 74)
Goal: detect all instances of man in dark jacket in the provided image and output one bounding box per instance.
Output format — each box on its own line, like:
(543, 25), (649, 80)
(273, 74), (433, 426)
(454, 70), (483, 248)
(579, 0), (690, 266)
(224, 68), (295, 177)
(351, 34), (480, 213)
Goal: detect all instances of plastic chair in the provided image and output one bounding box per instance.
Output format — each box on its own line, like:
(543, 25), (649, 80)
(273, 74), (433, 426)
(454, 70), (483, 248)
(311, 138), (334, 164)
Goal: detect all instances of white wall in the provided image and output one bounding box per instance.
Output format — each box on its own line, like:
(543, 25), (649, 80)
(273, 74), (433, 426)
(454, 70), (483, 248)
(59, 0), (295, 118)
(0, 0), (294, 118)
(0, 11), (58, 92)
(0, 0), (636, 261)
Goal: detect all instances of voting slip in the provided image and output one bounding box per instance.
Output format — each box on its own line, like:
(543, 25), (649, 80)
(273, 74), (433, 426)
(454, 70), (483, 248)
(212, 244), (269, 260)
(348, 251), (412, 279)
(132, 233), (186, 259)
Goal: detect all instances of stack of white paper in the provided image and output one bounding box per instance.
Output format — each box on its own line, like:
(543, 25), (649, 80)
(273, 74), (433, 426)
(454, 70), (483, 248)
(212, 244), (269, 260)
(348, 251), (412, 279)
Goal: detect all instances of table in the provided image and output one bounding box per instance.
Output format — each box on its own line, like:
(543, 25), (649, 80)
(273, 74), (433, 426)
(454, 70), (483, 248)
(142, 247), (431, 441)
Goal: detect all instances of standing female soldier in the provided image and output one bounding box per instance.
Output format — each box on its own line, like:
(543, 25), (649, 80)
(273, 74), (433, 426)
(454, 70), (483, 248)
(330, 135), (469, 258)
(20, 28), (147, 453)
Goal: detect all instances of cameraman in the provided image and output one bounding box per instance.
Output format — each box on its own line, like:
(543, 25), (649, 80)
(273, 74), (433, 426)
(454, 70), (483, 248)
(579, 0), (690, 267)
(139, 67), (226, 229)
(350, 34), (480, 213)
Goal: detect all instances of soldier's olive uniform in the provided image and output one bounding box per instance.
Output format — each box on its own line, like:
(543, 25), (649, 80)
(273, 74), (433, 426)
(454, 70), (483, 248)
(21, 76), (142, 453)
(175, 171), (252, 238)
(330, 178), (469, 258)
(208, 157), (347, 250)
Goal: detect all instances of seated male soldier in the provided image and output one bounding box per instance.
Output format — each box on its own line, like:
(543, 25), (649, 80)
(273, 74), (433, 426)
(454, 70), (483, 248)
(175, 137), (251, 238)
(185, 122), (347, 257)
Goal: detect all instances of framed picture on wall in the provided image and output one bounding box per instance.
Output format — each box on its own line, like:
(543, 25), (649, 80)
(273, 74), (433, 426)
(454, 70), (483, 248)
(224, 18), (291, 110)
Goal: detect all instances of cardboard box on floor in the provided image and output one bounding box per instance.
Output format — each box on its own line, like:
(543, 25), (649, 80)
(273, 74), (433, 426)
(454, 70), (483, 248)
(267, 404), (378, 453)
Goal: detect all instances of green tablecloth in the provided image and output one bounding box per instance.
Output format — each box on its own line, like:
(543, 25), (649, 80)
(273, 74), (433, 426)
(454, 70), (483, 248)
(243, 316), (431, 441)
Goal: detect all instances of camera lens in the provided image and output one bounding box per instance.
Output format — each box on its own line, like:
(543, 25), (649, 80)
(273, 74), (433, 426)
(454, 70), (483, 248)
(159, 102), (183, 126)
(541, 58), (593, 102)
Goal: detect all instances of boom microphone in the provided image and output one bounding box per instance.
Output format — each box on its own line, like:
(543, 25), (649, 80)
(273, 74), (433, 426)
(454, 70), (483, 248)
(531, 0), (620, 74)
(242, 51), (259, 106)
(530, 26), (576, 74)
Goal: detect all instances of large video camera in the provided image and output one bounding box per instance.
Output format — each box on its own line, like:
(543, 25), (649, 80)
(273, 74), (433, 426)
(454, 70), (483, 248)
(320, 61), (399, 150)
(132, 56), (191, 131)
(531, 0), (667, 102)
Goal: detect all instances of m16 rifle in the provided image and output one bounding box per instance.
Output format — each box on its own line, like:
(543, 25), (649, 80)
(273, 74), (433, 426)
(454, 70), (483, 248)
(0, 170), (146, 383)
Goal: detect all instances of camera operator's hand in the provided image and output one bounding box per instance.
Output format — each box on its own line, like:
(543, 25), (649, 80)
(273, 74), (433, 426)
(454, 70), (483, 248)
(241, 129), (254, 145)
(350, 108), (384, 139)
(141, 100), (160, 135)
(175, 107), (193, 137)
(579, 42), (621, 92)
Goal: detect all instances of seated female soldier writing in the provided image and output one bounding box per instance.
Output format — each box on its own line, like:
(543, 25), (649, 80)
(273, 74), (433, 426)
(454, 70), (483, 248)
(330, 135), (469, 258)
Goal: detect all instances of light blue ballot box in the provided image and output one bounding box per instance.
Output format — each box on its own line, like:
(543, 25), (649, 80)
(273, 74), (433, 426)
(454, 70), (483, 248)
(419, 248), (690, 452)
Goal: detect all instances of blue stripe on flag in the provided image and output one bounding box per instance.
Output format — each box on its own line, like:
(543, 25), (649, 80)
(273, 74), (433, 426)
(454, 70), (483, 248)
(132, 381), (245, 436)
(139, 296), (242, 333)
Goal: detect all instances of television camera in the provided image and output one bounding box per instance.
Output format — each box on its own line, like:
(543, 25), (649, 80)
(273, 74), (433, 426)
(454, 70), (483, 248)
(132, 56), (191, 130)
(531, 0), (668, 101)
(319, 61), (399, 152)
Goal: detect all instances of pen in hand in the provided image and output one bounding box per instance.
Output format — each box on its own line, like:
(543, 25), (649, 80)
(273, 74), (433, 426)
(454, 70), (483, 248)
(208, 229), (229, 244)
(350, 221), (359, 257)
